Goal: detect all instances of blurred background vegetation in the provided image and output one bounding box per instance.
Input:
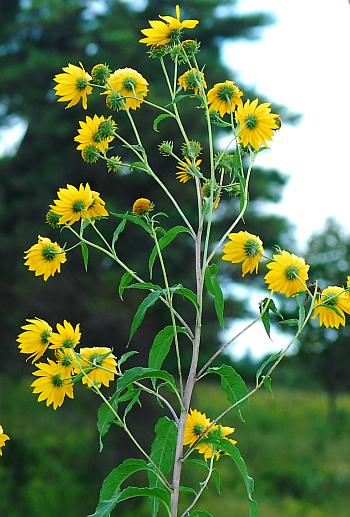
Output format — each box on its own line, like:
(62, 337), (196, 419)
(1, 0), (349, 515)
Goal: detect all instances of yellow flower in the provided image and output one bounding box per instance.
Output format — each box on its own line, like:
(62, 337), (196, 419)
(87, 190), (109, 219)
(178, 68), (207, 94)
(132, 198), (154, 215)
(222, 231), (264, 276)
(265, 250), (310, 298)
(207, 81), (243, 117)
(24, 236), (66, 281)
(31, 359), (74, 410)
(49, 320), (81, 350)
(196, 425), (237, 461)
(74, 115), (115, 156)
(50, 183), (94, 226)
(183, 409), (211, 447)
(312, 286), (350, 329)
(236, 99), (279, 151)
(140, 5), (199, 47)
(176, 157), (202, 183)
(55, 348), (76, 377)
(75, 347), (117, 388)
(17, 318), (52, 363)
(53, 62), (92, 109)
(103, 68), (148, 110)
(0, 425), (10, 456)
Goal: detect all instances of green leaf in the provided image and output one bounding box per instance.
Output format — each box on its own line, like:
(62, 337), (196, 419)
(117, 367), (178, 395)
(212, 468), (222, 494)
(148, 417), (177, 516)
(263, 376), (273, 397)
(279, 318), (299, 326)
(208, 365), (248, 421)
(118, 350), (138, 368)
(255, 351), (282, 385)
(297, 296), (306, 331)
(172, 284), (199, 309)
(259, 298), (282, 339)
(238, 173), (247, 212)
(148, 325), (187, 372)
(130, 161), (149, 172)
(112, 219), (126, 248)
(153, 113), (173, 132)
(110, 211), (152, 235)
(81, 242), (89, 272)
(123, 388), (141, 419)
(204, 264), (225, 328)
(129, 290), (162, 342)
(149, 226), (191, 279)
(97, 399), (118, 452)
(127, 282), (163, 291)
(118, 271), (133, 300)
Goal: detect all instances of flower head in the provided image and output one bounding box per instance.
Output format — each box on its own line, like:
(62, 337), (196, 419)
(103, 68), (148, 110)
(0, 426), (10, 456)
(222, 231), (264, 276)
(207, 81), (243, 117)
(17, 318), (52, 363)
(196, 425), (237, 461)
(49, 320), (81, 350)
(132, 198), (154, 215)
(87, 190), (109, 219)
(236, 99), (279, 151)
(74, 115), (115, 157)
(176, 157), (202, 183)
(183, 409), (211, 447)
(91, 63), (111, 85)
(24, 236), (66, 281)
(53, 62), (92, 109)
(75, 347), (117, 388)
(265, 250), (310, 297)
(50, 183), (94, 226)
(178, 68), (207, 95)
(55, 348), (76, 377)
(31, 359), (74, 409)
(312, 286), (350, 328)
(140, 5), (199, 47)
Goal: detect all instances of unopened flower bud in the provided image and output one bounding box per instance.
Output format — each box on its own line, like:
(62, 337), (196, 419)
(158, 140), (174, 156)
(107, 156), (123, 174)
(106, 92), (125, 111)
(181, 140), (202, 160)
(46, 210), (61, 228)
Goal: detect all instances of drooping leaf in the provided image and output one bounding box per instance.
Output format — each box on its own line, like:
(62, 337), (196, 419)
(172, 284), (199, 309)
(97, 398), (118, 452)
(259, 297), (283, 339)
(148, 417), (177, 516)
(153, 113), (174, 132)
(118, 271), (133, 300)
(148, 226), (191, 279)
(81, 242), (89, 272)
(127, 281), (162, 291)
(123, 388), (141, 419)
(208, 365), (248, 421)
(255, 351), (282, 386)
(263, 376), (273, 397)
(118, 350), (139, 368)
(112, 219), (127, 249)
(117, 367), (178, 395)
(110, 211), (152, 235)
(148, 325), (187, 371)
(130, 161), (149, 172)
(204, 264), (225, 328)
(279, 318), (299, 326)
(129, 290), (162, 342)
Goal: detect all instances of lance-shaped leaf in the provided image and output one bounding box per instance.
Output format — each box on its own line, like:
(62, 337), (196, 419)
(259, 297), (282, 339)
(111, 219), (126, 249)
(172, 284), (199, 309)
(111, 211), (152, 234)
(129, 290), (162, 342)
(208, 365), (248, 421)
(118, 271), (133, 300)
(81, 242), (89, 272)
(117, 367), (178, 395)
(149, 226), (191, 278)
(148, 325), (188, 371)
(153, 113), (174, 132)
(204, 264), (225, 328)
(148, 417), (177, 516)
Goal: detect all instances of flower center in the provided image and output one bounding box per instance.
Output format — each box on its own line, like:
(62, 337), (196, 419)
(285, 265), (299, 280)
(76, 77), (88, 91)
(42, 246), (57, 261)
(244, 239), (261, 258)
(63, 338), (74, 348)
(123, 78), (136, 92)
(41, 329), (51, 344)
(218, 85), (234, 102)
(73, 200), (86, 213)
(245, 115), (258, 129)
(52, 374), (63, 387)
(193, 423), (205, 436)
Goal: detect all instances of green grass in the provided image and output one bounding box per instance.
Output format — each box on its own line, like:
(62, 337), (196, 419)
(1, 376), (350, 516)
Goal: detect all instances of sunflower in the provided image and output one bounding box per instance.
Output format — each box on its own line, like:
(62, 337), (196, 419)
(50, 183), (94, 226)
(236, 99), (279, 151)
(132, 198), (154, 215)
(49, 320), (81, 350)
(176, 157), (202, 183)
(87, 190), (109, 219)
(265, 250), (310, 298)
(0, 426), (10, 456)
(196, 425), (237, 461)
(75, 347), (117, 388)
(104, 68), (148, 110)
(55, 348), (76, 377)
(74, 115), (115, 156)
(222, 231), (264, 276)
(31, 359), (74, 410)
(140, 5), (199, 47)
(312, 286), (350, 329)
(24, 236), (67, 281)
(178, 68), (207, 95)
(183, 409), (211, 447)
(17, 318), (52, 363)
(53, 62), (92, 109)
(207, 81), (243, 117)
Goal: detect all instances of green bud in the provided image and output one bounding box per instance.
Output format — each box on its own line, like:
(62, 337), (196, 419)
(82, 145), (100, 164)
(46, 210), (61, 228)
(107, 156), (123, 174)
(158, 140), (174, 156)
(181, 39), (201, 55)
(147, 47), (168, 59)
(91, 63), (111, 85)
(181, 140), (202, 160)
(224, 183), (241, 197)
(106, 92), (125, 111)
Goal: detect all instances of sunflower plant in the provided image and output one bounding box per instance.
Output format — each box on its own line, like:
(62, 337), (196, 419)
(13, 4), (350, 516)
